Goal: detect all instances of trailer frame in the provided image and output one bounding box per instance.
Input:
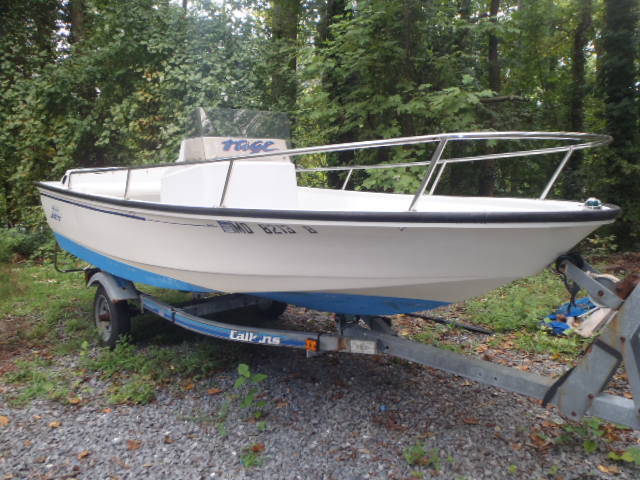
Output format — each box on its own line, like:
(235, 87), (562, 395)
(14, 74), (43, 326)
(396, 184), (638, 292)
(86, 255), (640, 429)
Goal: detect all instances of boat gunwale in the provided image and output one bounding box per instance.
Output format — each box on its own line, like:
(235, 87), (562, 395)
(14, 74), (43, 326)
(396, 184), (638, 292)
(37, 182), (621, 225)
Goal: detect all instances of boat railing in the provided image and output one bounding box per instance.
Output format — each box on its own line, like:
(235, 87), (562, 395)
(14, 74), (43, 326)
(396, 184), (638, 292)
(63, 131), (611, 211)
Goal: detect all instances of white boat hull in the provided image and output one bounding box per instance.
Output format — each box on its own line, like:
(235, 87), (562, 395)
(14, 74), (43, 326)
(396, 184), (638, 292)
(38, 185), (616, 315)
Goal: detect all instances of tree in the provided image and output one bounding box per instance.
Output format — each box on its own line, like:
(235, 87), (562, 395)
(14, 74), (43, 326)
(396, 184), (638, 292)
(563, 0), (592, 199)
(598, 0), (639, 247)
(269, 0), (301, 111)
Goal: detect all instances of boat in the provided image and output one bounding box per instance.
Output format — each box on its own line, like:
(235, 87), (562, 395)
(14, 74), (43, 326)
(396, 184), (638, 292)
(37, 109), (619, 315)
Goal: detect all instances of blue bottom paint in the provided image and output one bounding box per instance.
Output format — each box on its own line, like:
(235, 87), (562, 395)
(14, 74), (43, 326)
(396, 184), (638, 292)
(252, 291), (448, 315)
(55, 233), (449, 315)
(55, 233), (212, 292)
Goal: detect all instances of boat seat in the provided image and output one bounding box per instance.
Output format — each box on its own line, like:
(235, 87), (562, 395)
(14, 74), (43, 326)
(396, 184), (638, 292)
(161, 137), (297, 209)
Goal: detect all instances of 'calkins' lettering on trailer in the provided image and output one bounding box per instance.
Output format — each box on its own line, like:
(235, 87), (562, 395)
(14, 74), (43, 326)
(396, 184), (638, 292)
(229, 330), (281, 345)
(221, 139), (277, 153)
(218, 221), (254, 234)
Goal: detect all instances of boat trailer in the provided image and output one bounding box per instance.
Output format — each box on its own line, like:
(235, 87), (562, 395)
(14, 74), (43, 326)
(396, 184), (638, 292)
(86, 256), (640, 429)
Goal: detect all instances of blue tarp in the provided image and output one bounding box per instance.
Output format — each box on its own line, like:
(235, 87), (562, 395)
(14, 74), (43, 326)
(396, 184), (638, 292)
(542, 297), (597, 336)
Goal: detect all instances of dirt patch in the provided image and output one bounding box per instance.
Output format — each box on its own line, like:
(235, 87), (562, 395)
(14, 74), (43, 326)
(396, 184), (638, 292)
(597, 252), (640, 276)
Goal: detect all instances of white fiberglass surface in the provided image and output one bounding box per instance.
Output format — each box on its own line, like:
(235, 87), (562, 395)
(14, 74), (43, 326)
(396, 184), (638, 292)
(295, 187), (588, 213)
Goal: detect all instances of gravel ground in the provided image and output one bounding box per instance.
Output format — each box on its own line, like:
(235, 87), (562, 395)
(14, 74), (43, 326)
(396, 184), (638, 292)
(1, 307), (639, 480)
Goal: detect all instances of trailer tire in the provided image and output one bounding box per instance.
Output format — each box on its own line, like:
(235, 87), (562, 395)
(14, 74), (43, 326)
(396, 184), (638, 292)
(93, 285), (131, 348)
(256, 299), (288, 319)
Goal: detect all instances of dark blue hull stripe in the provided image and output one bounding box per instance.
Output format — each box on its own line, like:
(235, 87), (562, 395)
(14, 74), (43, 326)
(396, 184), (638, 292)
(55, 232), (449, 315)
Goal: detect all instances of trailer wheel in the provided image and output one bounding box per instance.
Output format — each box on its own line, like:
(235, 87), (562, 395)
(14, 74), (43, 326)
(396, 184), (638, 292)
(256, 299), (288, 319)
(93, 285), (131, 348)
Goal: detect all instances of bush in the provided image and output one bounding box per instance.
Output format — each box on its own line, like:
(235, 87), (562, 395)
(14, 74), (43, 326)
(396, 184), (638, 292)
(0, 227), (55, 263)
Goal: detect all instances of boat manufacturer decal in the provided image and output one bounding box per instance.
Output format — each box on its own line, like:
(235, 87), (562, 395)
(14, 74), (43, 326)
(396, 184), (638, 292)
(218, 221), (254, 234)
(221, 139), (277, 153)
(229, 330), (282, 345)
(41, 192), (146, 221)
(50, 205), (62, 221)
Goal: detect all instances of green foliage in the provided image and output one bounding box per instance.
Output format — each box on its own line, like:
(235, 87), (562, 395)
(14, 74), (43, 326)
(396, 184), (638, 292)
(579, 233), (618, 257)
(403, 442), (427, 466)
(108, 374), (156, 405)
(3, 358), (71, 406)
(403, 442), (440, 470)
(557, 417), (607, 454)
(609, 446), (640, 465)
(465, 269), (567, 332)
(0, 227), (54, 263)
(234, 363), (268, 414)
(240, 444), (265, 468)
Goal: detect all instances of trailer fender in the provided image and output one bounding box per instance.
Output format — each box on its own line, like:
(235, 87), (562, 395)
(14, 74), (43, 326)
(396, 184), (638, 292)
(87, 271), (138, 303)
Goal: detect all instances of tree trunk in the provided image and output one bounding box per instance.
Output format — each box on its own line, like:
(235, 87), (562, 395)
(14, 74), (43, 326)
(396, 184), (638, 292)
(563, 0), (592, 199)
(599, 0), (640, 247)
(270, 0), (301, 111)
(317, 0), (354, 187)
(487, 0), (501, 93)
(70, 0), (86, 44)
(479, 0), (500, 196)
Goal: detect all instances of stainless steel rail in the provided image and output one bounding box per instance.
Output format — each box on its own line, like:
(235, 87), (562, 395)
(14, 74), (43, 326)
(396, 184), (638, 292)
(62, 131), (611, 210)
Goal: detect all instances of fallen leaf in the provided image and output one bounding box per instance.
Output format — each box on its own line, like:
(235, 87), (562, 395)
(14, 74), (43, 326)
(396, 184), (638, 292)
(32, 415), (42, 420)
(68, 397), (81, 405)
(49, 421), (61, 428)
(207, 388), (223, 396)
(251, 443), (265, 453)
(0, 416), (9, 427)
(142, 463), (152, 468)
(597, 464), (621, 475)
(23, 440), (32, 448)
(102, 408), (113, 414)
(127, 439), (141, 451)
(112, 456), (131, 469)
(183, 383), (195, 391)
(529, 431), (552, 450)
(462, 417), (479, 425)
(623, 392), (633, 399)
(163, 435), (173, 444)
(276, 401), (288, 408)
(516, 365), (530, 371)
(77, 450), (91, 460)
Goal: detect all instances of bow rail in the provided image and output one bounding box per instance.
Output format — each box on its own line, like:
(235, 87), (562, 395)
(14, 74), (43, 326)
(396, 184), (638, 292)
(63, 131), (611, 210)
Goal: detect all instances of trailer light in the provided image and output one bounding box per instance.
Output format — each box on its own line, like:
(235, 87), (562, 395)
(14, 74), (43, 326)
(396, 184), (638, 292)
(306, 338), (319, 352)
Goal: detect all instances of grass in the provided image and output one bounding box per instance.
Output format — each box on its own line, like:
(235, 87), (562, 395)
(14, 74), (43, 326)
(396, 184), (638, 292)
(0, 260), (244, 406)
(464, 269), (567, 333)
(3, 358), (73, 406)
(408, 267), (592, 359)
(0, 261), (95, 347)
